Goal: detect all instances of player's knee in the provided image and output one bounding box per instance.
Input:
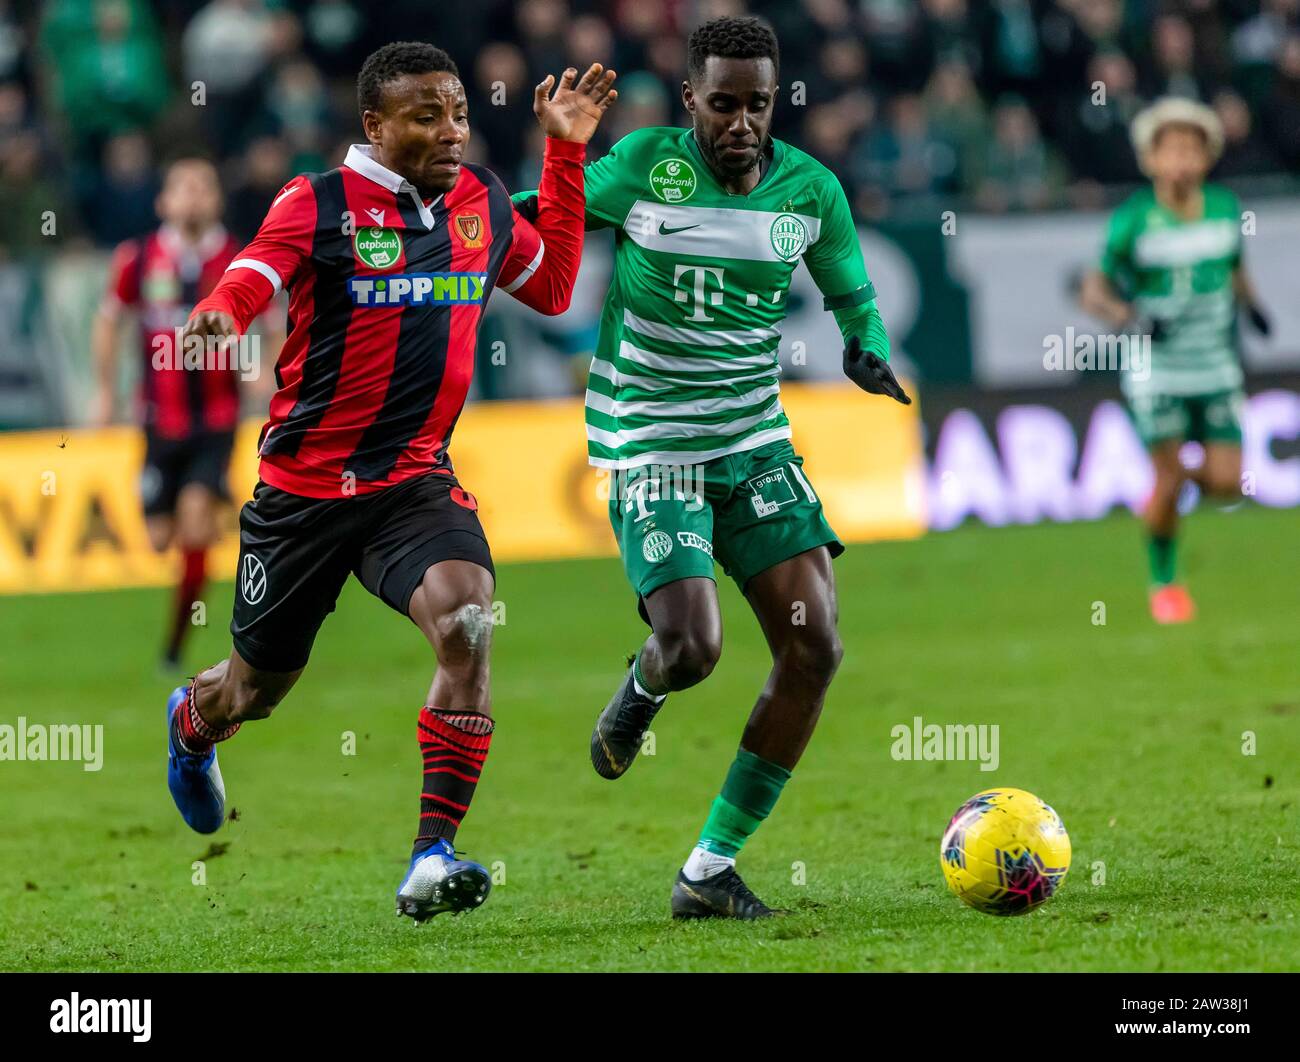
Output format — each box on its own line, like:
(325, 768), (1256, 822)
(434, 601), (494, 665)
(778, 627), (843, 689)
(1205, 469), (1242, 497)
(659, 626), (721, 689)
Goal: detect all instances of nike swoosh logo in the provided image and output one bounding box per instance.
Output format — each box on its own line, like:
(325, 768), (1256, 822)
(272, 184), (300, 209)
(658, 222), (699, 236)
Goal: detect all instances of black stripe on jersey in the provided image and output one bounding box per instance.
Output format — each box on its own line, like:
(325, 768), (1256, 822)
(261, 170), (356, 460)
(473, 164), (518, 296)
(344, 189), (455, 482)
(436, 167), (516, 452)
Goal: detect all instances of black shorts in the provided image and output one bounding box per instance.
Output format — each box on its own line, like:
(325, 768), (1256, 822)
(230, 471), (495, 672)
(141, 429), (235, 516)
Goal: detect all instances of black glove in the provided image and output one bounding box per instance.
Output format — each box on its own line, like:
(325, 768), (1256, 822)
(843, 335), (911, 404)
(1133, 315), (1170, 343)
(1246, 304), (1271, 337)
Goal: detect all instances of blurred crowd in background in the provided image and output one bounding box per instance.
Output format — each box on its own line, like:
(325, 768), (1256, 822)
(3, 0), (1300, 260)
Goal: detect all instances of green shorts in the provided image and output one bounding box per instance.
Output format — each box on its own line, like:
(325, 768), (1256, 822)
(608, 438), (844, 609)
(1126, 389), (1245, 449)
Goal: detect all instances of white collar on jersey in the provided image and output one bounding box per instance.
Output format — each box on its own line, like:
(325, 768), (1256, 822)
(343, 144), (444, 231)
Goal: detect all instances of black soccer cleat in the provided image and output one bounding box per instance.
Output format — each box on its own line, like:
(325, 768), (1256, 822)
(590, 667), (664, 780)
(670, 867), (778, 920)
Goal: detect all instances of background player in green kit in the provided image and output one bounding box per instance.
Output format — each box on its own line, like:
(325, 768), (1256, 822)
(516, 16), (910, 918)
(1080, 98), (1271, 625)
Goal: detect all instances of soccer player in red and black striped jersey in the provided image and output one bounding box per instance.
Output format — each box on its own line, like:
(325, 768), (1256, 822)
(163, 42), (617, 921)
(91, 159), (272, 671)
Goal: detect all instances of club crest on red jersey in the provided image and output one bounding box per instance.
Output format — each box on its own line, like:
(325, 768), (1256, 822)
(454, 213), (484, 248)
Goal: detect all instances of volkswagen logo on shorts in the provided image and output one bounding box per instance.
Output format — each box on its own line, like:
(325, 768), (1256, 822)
(642, 530), (673, 564)
(240, 554), (268, 605)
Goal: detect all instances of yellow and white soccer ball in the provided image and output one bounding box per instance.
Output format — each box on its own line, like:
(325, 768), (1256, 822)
(939, 788), (1071, 916)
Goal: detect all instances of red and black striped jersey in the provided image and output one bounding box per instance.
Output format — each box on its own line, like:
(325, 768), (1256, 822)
(193, 137), (587, 498)
(104, 225), (242, 439)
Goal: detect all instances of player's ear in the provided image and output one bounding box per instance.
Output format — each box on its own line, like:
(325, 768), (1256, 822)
(361, 109), (383, 147)
(682, 81), (694, 114)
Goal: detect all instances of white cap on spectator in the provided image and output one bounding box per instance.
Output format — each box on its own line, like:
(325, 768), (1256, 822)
(1131, 97), (1225, 171)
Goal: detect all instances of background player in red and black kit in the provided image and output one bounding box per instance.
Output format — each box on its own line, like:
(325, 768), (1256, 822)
(91, 158), (276, 670)
(166, 42), (617, 921)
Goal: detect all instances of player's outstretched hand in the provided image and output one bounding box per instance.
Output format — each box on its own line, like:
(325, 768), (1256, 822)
(183, 310), (237, 345)
(533, 63), (618, 144)
(843, 335), (911, 405)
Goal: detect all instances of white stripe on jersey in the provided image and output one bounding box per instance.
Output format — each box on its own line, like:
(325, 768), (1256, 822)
(616, 340), (776, 377)
(585, 380), (781, 420)
(622, 308), (780, 348)
(500, 239), (545, 293)
(227, 257), (284, 294)
(622, 200), (823, 262)
(586, 425), (794, 471)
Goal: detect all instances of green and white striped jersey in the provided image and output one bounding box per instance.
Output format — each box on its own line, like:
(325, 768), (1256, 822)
(1100, 184), (1244, 399)
(516, 126), (877, 469)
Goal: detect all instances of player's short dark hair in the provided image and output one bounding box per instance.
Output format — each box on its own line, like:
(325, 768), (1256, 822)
(357, 41), (460, 116)
(686, 15), (779, 84)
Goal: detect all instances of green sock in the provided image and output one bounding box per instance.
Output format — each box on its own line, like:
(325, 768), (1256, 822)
(632, 649), (668, 698)
(697, 748), (791, 858)
(1148, 534), (1177, 585)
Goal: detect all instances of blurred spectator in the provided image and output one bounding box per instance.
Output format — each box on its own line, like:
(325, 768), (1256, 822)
(1266, 33), (1300, 168)
(182, 0), (278, 155)
(224, 136), (292, 242)
(855, 92), (959, 205)
(1057, 50), (1144, 185)
(1214, 88), (1281, 178)
(973, 95), (1063, 212)
(92, 131), (158, 246)
(924, 57), (987, 187)
(1144, 15), (1211, 101)
(39, 0), (170, 156)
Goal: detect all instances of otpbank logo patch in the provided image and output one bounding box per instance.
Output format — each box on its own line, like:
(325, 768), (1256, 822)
(348, 273), (489, 306)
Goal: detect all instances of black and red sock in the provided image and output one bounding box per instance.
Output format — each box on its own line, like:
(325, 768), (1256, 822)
(172, 683), (240, 757)
(165, 549), (207, 661)
(414, 707), (494, 855)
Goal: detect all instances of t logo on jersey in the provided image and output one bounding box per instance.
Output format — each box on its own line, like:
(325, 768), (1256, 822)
(673, 264), (725, 323)
(354, 227), (403, 269)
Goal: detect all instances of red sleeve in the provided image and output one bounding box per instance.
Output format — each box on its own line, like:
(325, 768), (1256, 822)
(103, 239), (141, 314)
(191, 175), (317, 333)
(500, 137), (586, 315)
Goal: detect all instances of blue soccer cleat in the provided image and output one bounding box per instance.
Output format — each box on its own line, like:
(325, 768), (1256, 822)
(166, 685), (226, 834)
(395, 839), (492, 922)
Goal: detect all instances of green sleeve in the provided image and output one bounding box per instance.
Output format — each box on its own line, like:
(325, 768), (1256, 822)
(511, 133), (639, 231)
(1099, 204), (1136, 284)
(803, 177), (876, 314)
(832, 300), (891, 362)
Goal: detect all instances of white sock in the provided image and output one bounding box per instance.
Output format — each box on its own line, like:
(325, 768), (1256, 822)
(682, 845), (735, 882)
(631, 673), (666, 705)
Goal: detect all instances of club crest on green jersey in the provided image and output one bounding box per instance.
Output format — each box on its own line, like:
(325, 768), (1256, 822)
(769, 214), (809, 261)
(354, 226), (403, 269)
(649, 158), (697, 203)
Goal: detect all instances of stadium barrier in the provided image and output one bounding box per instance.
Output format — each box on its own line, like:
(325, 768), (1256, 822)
(0, 382), (926, 595)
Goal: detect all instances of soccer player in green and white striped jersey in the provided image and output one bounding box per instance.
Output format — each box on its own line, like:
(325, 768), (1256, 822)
(1080, 98), (1270, 625)
(515, 16), (909, 919)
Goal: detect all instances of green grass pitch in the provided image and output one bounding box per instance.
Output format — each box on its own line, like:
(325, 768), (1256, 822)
(2, 506), (1297, 971)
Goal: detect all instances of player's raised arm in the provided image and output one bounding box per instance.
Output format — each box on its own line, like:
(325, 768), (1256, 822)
(497, 63), (617, 315)
(803, 177), (910, 404)
(184, 175), (317, 343)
